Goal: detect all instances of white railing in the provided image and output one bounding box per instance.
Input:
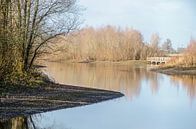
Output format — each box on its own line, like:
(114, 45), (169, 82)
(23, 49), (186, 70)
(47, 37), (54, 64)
(147, 57), (172, 63)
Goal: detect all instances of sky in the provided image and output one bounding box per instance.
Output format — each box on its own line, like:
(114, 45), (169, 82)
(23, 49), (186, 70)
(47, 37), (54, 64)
(78, 0), (196, 48)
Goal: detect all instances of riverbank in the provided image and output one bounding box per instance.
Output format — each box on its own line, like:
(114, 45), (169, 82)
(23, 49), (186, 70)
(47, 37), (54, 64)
(42, 59), (147, 65)
(0, 82), (123, 122)
(151, 66), (196, 75)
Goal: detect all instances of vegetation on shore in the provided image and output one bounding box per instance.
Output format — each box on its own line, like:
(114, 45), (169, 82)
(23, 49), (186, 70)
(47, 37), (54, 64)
(151, 40), (196, 75)
(1, 1), (195, 124)
(0, 0), (80, 85)
(45, 27), (168, 62)
(151, 66), (196, 75)
(0, 0), (175, 84)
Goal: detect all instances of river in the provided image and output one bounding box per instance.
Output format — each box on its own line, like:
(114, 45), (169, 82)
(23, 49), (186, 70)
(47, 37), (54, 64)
(3, 62), (196, 129)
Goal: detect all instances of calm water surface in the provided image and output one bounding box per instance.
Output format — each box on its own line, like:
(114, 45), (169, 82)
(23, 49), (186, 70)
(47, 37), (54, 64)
(5, 62), (196, 129)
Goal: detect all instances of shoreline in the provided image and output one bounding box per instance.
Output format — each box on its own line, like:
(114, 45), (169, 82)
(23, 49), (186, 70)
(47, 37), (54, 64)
(45, 60), (196, 75)
(42, 59), (147, 65)
(150, 66), (196, 75)
(0, 82), (124, 122)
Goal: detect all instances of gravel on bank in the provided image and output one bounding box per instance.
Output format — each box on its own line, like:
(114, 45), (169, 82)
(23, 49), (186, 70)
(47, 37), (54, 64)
(0, 82), (124, 122)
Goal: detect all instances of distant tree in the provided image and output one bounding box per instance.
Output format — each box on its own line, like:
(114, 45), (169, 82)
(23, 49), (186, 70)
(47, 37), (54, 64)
(162, 39), (173, 53)
(51, 26), (163, 61)
(150, 33), (160, 50)
(177, 47), (185, 53)
(146, 33), (163, 57)
(186, 39), (196, 55)
(181, 39), (196, 66)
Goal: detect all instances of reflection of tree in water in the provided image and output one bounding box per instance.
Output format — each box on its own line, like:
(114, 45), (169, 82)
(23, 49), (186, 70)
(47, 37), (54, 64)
(0, 115), (68, 129)
(170, 75), (196, 100)
(44, 62), (160, 99)
(146, 72), (160, 94)
(0, 116), (36, 129)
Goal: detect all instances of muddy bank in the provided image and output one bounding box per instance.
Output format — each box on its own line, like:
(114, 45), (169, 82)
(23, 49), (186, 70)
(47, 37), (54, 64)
(151, 66), (196, 75)
(0, 82), (123, 122)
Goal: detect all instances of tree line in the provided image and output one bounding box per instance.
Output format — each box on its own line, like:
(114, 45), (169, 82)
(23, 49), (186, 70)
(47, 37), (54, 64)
(52, 26), (166, 62)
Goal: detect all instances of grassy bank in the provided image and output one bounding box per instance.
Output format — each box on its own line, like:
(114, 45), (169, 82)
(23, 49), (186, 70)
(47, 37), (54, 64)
(151, 66), (196, 75)
(0, 82), (123, 122)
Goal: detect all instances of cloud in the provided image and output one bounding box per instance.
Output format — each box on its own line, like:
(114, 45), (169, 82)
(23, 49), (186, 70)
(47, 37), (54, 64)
(78, 0), (196, 48)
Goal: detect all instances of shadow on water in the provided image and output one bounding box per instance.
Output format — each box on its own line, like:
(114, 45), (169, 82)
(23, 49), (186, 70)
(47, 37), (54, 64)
(0, 115), (68, 129)
(0, 116), (36, 129)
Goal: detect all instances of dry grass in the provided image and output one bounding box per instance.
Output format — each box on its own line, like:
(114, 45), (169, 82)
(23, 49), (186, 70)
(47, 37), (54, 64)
(151, 40), (196, 75)
(159, 40), (196, 68)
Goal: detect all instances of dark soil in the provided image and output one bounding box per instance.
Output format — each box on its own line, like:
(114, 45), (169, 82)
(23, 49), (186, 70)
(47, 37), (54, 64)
(151, 66), (196, 75)
(0, 82), (123, 122)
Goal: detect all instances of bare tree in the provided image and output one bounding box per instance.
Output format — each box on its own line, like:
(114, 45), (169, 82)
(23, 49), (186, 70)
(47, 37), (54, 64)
(184, 39), (196, 66)
(147, 33), (162, 57)
(18, 0), (81, 71)
(0, 0), (81, 83)
(150, 33), (160, 50)
(52, 26), (163, 62)
(162, 38), (173, 53)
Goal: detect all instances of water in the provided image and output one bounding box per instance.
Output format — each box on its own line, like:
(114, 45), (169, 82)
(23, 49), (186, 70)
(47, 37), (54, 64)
(2, 62), (196, 129)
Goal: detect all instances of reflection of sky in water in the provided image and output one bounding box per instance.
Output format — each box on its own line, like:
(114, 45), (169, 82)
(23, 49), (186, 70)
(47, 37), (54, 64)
(32, 62), (196, 129)
(36, 84), (196, 129)
(3, 62), (194, 129)
(44, 62), (196, 100)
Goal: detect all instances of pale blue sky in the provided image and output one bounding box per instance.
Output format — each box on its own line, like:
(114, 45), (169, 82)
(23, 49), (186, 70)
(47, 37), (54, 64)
(78, 0), (196, 48)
